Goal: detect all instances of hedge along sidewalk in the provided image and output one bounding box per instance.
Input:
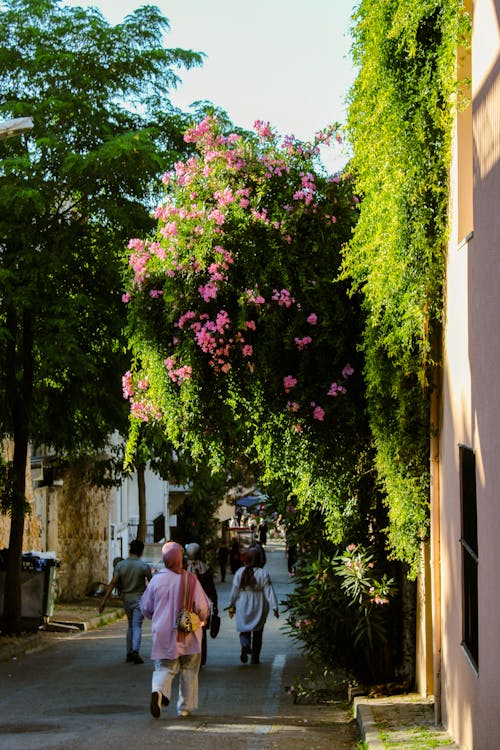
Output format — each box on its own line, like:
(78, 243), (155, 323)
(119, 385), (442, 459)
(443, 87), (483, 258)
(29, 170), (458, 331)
(353, 694), (459, 749)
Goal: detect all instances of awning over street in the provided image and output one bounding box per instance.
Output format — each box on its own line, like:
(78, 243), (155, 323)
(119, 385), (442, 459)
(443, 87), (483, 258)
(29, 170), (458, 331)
(235, 495), (266, 508)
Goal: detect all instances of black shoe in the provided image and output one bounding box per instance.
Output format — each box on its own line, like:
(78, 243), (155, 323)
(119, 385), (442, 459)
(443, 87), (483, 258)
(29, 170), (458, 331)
(130, 650), (144, 664)
(162, 694), (170, 707)
(126, 652), (134, 662)
(240, 646), (250, 663)
(150, 691), (161, 719)
(251, 657), (260, 664)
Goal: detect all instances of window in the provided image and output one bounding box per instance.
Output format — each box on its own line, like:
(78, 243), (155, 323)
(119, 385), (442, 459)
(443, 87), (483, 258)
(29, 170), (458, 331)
(459, 444), (478, 669)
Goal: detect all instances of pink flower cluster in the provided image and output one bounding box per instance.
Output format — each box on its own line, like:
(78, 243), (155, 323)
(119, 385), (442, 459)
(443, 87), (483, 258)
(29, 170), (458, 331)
(327, 382), (347, 397)
(293, 172), (316, 207)
(254, 120), (273, 139)
(130, 399), (162, 422)
(328, 365), (354, 397)
(246, 289), (266, 305)
(342, 363), (354, 378)
(122, 371), (162, 422)
(371, 595), (389, 606)
(164, 356), (193, 384)
(272, 288), (295, 307)
(122, 371), (134, 399)
(294, 618), (312, 628)
(294, 336), (312, 350)
(198, 280), (219, 302)
(310, 402), (325, 421)
(183, 116), (214, 143)
(283, 375), (298, 392)
(127, 238), (149, 288)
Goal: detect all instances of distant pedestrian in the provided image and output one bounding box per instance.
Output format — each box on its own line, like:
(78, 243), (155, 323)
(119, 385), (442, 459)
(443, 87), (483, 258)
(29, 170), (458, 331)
(99, 539), (151, 664)
(217, 542), (229, 582)
(257, 518), (268, 545)
(229, 540), (241, 574)
(229, 547), (279, 665)
(140, 541), (210, 719)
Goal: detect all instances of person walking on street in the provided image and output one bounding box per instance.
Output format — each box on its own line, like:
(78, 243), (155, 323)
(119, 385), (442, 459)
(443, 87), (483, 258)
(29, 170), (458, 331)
(184, 542), (218, 667)
(217, 541), (229, 582)
(99, 539), (151, 664)
(229, 540), (241, 574)
(257, 517), (268, 545)
(228, 547), (279, 665)
(140, 541), (210, 719)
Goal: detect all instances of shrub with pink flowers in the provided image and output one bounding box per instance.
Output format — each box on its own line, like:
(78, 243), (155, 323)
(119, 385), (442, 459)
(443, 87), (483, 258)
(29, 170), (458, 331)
(123, 115), (362, 501)
(284, 539), (399, 681)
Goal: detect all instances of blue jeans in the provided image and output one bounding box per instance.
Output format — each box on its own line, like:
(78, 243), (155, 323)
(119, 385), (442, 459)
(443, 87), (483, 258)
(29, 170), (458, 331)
(124, 598), (144, 654)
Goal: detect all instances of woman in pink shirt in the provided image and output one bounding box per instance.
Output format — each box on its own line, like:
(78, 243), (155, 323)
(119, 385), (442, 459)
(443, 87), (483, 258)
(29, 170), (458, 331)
(140, 541), (211, 719)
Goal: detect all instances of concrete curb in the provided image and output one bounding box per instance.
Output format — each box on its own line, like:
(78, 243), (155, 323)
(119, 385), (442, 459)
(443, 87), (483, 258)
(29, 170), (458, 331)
(48, 609), (125, 632)
(354, 699), (385, 749)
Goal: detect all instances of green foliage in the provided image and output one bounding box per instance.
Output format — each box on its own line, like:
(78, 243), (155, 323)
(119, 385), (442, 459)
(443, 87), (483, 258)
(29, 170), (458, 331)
(123, 115), (373, 534)
(172, 461), (227, 556)
(0, 0), (203, 457)
(343, 0), (470, 573)
(284, 541), (398, 681)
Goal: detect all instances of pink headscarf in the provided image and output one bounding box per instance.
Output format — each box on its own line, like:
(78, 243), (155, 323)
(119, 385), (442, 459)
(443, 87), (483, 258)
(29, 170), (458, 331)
(162, 541), (183, 573)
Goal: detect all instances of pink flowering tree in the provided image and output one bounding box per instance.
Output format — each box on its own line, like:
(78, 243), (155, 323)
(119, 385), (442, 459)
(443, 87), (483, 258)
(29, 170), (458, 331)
(123, 115), (364, 522)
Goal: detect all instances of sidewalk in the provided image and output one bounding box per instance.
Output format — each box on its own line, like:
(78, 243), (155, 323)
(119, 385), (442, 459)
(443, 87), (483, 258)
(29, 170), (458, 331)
(0, 596), (124, 662)
(353, 694), (458, 749)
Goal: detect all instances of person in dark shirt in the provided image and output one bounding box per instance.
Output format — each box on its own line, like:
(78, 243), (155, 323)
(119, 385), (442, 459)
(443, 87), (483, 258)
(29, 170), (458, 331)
(185, 543), (218, 666)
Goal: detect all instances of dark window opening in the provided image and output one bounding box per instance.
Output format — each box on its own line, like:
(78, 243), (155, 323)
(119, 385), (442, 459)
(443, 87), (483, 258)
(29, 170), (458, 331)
(459, 444), (478, 669)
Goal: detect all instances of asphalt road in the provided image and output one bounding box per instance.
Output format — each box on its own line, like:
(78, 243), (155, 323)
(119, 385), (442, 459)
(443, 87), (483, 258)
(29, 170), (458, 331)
(0, 543), (360, 750)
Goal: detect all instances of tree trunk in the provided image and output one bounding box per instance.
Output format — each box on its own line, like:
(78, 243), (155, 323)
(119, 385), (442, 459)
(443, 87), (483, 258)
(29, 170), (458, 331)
(137, 464), (147, 543)
(2, 307), (34, 635)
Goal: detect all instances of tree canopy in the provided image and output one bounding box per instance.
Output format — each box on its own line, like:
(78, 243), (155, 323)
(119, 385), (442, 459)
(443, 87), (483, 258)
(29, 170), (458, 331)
(123, 115), (373, 542)
(0, 0), (202, 632)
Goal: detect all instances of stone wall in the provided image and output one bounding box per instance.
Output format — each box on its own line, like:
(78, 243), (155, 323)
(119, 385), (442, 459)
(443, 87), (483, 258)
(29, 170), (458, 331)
(0, 455), (111, 602)
(0, 443), (43, 552)
(46, 463), (110, 601)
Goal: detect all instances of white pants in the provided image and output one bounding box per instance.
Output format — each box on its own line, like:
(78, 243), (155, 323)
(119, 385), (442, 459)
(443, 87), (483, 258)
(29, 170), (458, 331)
(152, 653), (201, 712)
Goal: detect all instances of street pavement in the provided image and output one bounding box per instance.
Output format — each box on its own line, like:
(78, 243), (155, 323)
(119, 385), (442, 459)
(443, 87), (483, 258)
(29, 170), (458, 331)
(0, 541), (361, 750)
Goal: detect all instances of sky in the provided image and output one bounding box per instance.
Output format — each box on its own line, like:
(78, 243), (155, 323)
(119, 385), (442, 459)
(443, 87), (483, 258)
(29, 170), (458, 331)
(65, 0), (357, 171)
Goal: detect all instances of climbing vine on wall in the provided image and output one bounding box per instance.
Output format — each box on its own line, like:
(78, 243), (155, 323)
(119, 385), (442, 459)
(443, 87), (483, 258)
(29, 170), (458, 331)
(343, 0), (470, 573)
